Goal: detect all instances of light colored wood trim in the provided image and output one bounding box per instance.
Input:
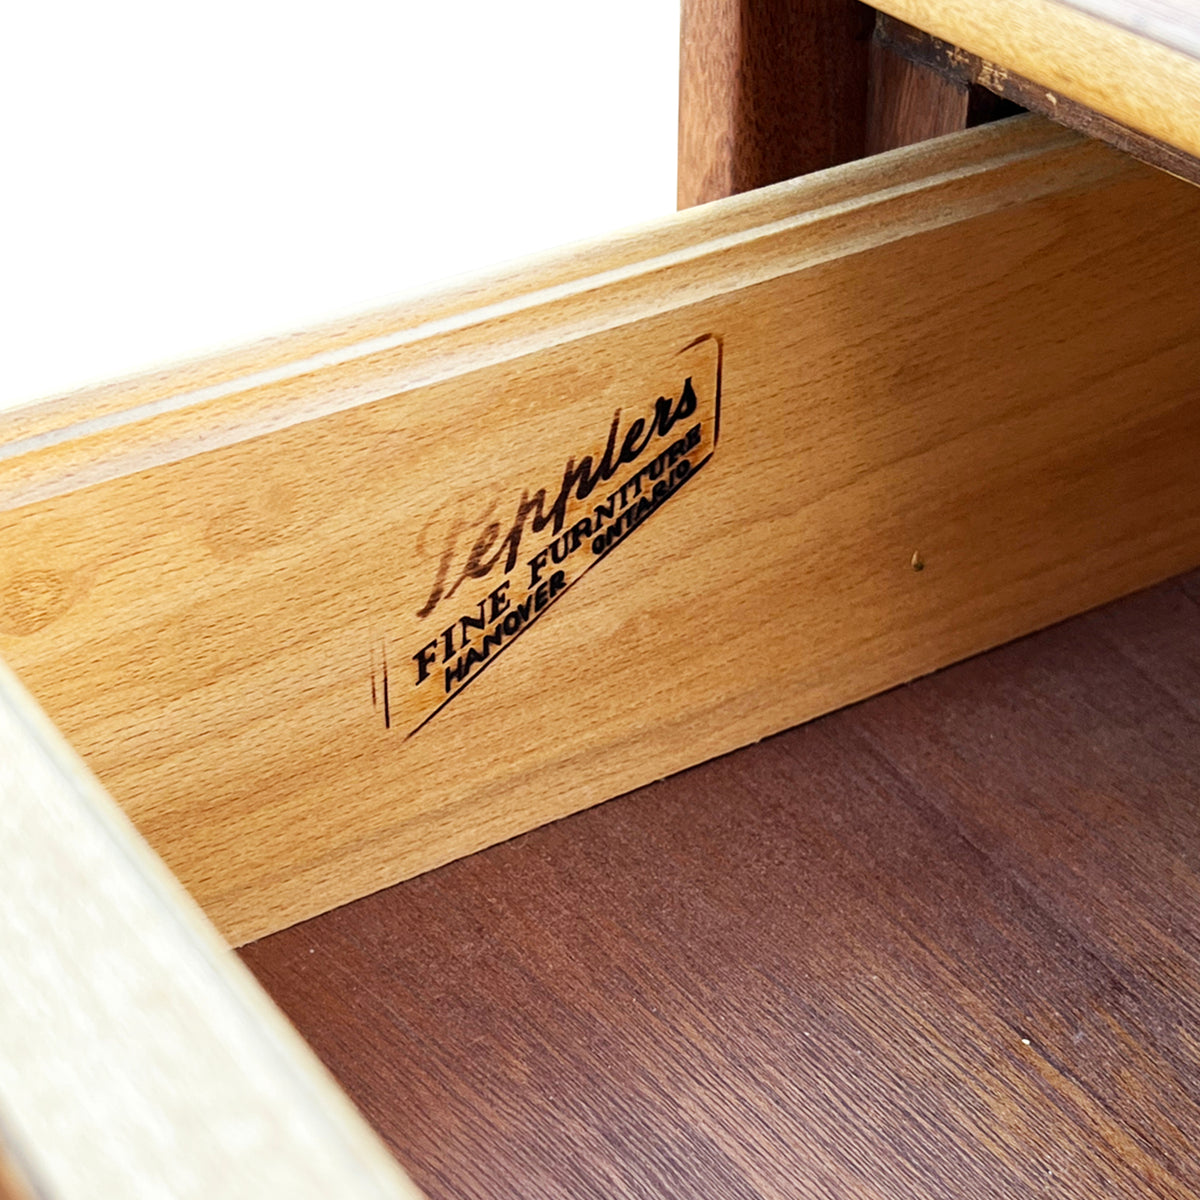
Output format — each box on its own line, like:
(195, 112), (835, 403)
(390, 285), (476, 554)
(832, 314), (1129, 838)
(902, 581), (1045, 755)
(4, 118), (1200, 945)
(0, 660), (421, 1199)
(1064, 0), (1200, 59)
(870, 0), (1200, 160)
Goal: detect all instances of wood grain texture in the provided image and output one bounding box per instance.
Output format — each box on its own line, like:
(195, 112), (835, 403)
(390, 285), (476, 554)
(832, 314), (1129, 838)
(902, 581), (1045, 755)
(243, 569), (1200, 1199)
(876, 12), (1200, 184)
(871, 0), (1200, 159)
(5, 120), (1200, 945)
(0, 659), (421, 1200)
(1065, 0), (1200, 57)
(677, 0), (874, 207)
(866, 33), (971, 153)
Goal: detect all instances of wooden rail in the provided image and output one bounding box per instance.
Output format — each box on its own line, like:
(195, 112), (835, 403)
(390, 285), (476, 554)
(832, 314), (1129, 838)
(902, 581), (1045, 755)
(871, 0), (1200, 157)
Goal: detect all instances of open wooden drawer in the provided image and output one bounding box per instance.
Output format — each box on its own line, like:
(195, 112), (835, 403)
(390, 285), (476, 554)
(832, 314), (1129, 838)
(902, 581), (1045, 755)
(3, 112), (1200, 1196)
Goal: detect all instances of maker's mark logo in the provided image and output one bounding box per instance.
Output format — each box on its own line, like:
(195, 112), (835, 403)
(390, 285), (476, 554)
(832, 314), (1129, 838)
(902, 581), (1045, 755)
(379, 333), (722, 736)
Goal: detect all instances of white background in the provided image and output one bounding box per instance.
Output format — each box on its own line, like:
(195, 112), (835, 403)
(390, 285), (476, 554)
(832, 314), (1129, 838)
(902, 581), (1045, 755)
(1, 1), (679, 411)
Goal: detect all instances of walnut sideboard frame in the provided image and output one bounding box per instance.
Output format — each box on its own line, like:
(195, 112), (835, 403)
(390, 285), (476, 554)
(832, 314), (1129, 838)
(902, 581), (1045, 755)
(3, 108), (1200, 1196)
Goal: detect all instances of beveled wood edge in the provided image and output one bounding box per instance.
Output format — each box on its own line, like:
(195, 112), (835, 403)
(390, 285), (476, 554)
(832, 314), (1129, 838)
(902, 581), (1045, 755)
(0, 658), (421, 1200)
(0, 118), (1124, 514)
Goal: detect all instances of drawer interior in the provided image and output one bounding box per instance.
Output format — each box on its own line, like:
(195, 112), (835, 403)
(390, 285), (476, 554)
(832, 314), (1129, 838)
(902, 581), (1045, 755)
(3, 116), (1200, 945)
(3, 112), (1200, 1199)
(242, 567), (1200, 1198)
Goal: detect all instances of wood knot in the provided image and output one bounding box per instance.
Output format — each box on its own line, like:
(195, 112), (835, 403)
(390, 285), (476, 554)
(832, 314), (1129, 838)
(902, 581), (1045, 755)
(0, 570), (72, 636)
(203, 483), (294, 562)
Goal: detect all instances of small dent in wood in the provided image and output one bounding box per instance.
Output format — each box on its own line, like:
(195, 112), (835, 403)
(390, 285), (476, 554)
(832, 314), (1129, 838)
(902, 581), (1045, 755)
(911, 551), (925, 572)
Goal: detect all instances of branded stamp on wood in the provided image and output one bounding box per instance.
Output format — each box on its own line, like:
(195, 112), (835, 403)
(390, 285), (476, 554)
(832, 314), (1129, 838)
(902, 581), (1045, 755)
(377, 334), (723, 736)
